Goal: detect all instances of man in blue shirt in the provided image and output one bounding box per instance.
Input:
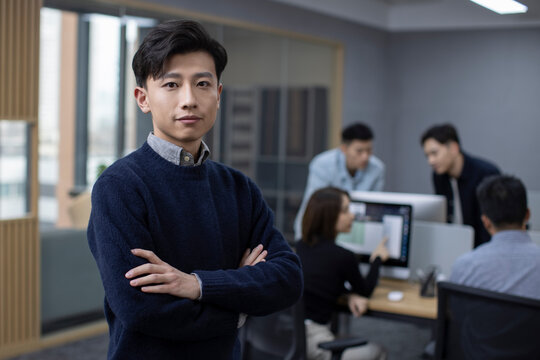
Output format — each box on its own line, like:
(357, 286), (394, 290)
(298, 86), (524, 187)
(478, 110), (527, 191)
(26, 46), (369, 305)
(450, 175), (540, 300)
(294, 123), (385, 240)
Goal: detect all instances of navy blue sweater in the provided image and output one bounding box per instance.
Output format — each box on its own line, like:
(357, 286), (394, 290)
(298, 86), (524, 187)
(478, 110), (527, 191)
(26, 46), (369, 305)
(88, 142), (303, 360)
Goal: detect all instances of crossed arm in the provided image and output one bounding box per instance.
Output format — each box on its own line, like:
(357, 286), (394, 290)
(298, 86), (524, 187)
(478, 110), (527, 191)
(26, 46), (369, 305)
(88, 174), (302, 340)
(125, 245), (268, 300)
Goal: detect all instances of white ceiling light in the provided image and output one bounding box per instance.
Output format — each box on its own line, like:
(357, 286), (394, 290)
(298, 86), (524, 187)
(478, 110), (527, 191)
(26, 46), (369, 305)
(470, 0), (528, 14)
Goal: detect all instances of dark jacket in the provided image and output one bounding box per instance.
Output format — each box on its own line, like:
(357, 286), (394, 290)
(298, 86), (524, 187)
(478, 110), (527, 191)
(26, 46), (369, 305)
(432, 152), (500, 248)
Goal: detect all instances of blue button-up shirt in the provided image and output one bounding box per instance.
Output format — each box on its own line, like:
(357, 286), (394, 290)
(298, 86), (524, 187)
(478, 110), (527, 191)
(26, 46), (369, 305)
(450, 230), (540, 300)
(294, 148), (385, 239)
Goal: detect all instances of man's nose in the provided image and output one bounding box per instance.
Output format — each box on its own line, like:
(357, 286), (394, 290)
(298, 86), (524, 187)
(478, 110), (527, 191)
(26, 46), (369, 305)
(180, 85), (197, 109)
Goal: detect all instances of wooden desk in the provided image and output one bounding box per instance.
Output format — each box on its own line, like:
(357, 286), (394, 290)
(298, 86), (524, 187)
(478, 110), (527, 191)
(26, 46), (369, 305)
(368, 278), (437, 325)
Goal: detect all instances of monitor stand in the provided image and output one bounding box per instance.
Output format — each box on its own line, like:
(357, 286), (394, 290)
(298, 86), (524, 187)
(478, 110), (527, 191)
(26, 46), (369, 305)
(360, 263), (410, 280)
(379, 266), (410, 280)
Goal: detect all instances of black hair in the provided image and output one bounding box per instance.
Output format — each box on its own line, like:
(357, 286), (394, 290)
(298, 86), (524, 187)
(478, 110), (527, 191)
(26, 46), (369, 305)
(341, 123), (374, 143)
(476, 175), (528, 228)
(420, 123), (460, 146)
(132, 20), (228, 87)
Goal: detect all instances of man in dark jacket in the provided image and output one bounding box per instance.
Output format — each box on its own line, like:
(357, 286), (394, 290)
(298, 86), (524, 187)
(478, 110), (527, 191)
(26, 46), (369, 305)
(421, 123), (500, 247)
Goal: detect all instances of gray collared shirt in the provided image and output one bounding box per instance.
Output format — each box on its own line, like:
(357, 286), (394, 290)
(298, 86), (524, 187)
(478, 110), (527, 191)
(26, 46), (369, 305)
(147, 132), (210, 166)
(450, 230), (540, 300)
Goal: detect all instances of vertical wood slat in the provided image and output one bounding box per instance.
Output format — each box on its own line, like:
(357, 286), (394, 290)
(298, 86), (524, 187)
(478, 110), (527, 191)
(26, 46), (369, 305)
(0, 219), (40, 353)
(0, 0), (42, 358)
(0, 0), (6, 114)
(0, 0), (40, 123)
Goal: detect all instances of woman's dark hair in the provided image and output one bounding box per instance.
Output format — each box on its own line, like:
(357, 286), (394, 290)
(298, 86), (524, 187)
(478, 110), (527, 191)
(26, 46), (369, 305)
(132, 19), (228, 87)
(302, 187), (349, 245)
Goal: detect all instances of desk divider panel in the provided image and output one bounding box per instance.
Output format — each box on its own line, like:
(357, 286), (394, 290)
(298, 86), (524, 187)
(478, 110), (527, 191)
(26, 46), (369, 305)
(409, 221), (474, 280)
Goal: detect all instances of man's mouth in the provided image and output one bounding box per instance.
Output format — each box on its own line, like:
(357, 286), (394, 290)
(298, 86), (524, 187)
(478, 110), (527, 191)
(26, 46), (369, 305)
(177, 115), (201, 124)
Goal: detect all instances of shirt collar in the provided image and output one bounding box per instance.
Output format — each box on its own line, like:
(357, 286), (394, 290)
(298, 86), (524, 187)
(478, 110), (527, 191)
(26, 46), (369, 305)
(490, 230), (531, 244)
(147, 132), (211, 166)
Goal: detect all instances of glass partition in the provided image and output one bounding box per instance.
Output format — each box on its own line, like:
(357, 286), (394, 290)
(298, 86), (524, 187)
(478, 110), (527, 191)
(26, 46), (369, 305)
(40, 2), (340, 241)
(0, 121), (31, 219)
(86, 14), (121, 185)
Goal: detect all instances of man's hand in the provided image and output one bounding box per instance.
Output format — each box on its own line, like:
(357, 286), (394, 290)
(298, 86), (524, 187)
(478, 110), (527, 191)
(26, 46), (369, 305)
(370, 237), (389, 263)
(239, 244), (267, 268)
(126, 249), (201, 300)
(347, 293), (368, 317)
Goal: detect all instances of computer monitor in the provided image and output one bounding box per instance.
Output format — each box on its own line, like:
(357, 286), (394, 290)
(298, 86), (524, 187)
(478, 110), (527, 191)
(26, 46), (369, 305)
(336, 199), (412, 279)
(350, 191), (447, 223)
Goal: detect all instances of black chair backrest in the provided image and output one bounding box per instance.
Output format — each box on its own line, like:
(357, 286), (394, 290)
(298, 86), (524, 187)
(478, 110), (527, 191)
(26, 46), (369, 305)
(435, 281), (540, 360)
(242, 298), (306, 360)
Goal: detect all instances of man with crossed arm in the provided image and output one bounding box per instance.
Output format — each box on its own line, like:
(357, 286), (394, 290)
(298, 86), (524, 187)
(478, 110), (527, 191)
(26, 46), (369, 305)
(88, 20), (303, 360)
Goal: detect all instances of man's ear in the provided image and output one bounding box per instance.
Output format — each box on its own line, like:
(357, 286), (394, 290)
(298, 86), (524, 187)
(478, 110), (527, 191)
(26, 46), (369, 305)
(523, 208), (531, 229)
(481, 214), (495, 235)
(217, 83), (223, 109)
(339, 143), (348, 154)
(449, 141), (460, 155)
(134, 87), (151, 114)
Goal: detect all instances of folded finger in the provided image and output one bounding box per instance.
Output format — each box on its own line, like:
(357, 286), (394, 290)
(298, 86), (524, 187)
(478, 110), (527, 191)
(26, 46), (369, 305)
(129, 273), (166, 287)
(245, 244), (264, 264)
(140, 284), (170, 293)
(131, 248), (162, 264)
(125, 263), (164, 278)
(240, 248), (250, 265)
(254, 250), (268, 265)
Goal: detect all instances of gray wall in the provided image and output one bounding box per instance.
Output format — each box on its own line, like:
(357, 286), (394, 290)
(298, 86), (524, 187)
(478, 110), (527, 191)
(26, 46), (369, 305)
(387, 29), (540, 193)
(143, 0), (391, 158)
(142, 0), (540, 193)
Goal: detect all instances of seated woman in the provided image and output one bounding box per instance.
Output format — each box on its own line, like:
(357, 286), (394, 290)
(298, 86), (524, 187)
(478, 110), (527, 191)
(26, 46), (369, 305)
(296, 186), (389, 360)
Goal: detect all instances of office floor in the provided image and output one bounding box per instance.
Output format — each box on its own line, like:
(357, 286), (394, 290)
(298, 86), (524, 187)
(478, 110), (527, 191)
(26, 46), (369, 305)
(8, 316), (431, 360)
(351, 316), (432, 359)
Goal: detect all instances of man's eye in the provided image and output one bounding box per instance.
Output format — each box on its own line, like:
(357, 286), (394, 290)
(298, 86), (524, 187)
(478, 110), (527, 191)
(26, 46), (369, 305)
(198, 81), (210, 87)
(165, 82), (178, 88)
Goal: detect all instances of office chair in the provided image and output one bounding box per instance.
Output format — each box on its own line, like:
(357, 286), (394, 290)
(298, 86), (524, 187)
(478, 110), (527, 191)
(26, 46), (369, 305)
(435, 281), (540, 360)
(241, 298), (368, 360)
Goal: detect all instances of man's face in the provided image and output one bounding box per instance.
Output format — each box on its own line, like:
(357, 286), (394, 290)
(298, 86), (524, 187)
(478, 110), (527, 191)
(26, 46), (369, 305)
(423, 138), (458, 175)
(341, 139), (373, 171)
(134, 51), (222, 153)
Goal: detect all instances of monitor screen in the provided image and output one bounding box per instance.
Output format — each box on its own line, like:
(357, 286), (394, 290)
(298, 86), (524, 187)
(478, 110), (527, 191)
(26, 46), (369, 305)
(336, 200), (412, 270)
(350, 191), (446, 223)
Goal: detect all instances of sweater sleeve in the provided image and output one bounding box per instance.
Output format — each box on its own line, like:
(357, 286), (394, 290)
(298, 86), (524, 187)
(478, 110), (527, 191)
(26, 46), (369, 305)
(194, 181), (303, 316)
(342, 250), (381, 298)
(87, 174), (238, 342)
